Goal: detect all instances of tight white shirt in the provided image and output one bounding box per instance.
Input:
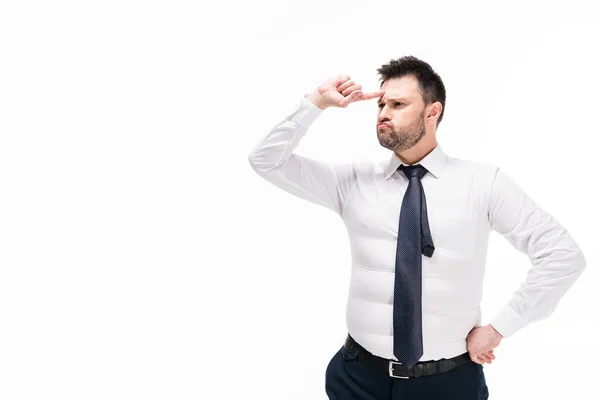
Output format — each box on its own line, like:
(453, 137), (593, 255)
(248, 97), (586, 362)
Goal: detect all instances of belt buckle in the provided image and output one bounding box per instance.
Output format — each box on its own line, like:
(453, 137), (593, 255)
(389, 361), (410, 379)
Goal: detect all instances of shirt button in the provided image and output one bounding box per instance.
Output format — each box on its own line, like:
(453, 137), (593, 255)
(342, 352), (348, 359)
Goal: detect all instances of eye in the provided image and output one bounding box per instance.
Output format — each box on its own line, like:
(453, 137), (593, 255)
(378, 102), (403, 108)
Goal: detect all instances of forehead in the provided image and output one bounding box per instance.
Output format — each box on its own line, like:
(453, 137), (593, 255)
(379, 75), (421, 103)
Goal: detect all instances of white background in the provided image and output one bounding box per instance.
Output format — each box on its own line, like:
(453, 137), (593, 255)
(0, 0), (598, 399)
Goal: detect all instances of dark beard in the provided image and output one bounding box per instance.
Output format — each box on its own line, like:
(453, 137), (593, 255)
(376, 110), (426, 152)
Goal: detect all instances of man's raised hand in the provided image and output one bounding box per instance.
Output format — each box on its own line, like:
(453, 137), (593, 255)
(305, 75), (385, 110)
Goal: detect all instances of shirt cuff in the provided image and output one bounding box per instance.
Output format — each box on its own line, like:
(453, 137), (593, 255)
(490, 304), (528, 338)
(289, 96), (324, 128)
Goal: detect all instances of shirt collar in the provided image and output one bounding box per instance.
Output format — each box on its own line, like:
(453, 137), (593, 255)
(384, 143), (448, 180)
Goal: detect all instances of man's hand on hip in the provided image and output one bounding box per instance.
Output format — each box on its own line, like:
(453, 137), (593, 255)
(466, 324), (503, 364)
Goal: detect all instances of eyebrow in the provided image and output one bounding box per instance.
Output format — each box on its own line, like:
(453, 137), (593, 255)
(377, 97), (409, 104)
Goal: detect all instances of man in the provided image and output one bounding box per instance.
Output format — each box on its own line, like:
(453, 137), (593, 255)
(247, 56), (586, 399)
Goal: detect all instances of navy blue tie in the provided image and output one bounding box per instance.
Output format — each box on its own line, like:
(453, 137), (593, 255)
(393, 164), (435, 368)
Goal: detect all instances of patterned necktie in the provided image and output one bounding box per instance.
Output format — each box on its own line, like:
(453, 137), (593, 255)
(393, 164), (435, 368)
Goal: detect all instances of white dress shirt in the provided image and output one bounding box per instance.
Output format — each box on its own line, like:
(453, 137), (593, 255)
(248, 96), (586, 362)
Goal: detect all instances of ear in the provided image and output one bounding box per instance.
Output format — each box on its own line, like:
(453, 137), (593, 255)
(427, 102), (442, 124)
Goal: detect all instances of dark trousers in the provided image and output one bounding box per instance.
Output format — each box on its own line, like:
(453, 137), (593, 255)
(325, 344), (489, 399)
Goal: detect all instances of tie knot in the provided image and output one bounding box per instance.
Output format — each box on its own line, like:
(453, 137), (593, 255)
(399, 164), (428, 180)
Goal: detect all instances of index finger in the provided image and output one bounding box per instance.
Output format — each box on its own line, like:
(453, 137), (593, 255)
(358, 90), (385, 101)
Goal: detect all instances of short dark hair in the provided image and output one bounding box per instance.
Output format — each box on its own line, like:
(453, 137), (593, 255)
(376, 56), (446, 127)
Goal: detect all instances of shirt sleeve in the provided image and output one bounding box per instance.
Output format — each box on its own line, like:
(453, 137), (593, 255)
(487, 168), (586, 338)
(248, 97), (358, 217)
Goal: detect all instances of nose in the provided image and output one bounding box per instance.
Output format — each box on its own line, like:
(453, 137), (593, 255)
(378, 105), (392, 123)
(378, 115), (391, 125)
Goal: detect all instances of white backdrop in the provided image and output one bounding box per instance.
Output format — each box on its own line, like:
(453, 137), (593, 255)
(0, 0), (598, 399)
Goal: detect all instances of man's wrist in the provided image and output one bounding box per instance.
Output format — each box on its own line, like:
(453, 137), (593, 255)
(305, 91), (329, 110)
(488, 324), (504, 340)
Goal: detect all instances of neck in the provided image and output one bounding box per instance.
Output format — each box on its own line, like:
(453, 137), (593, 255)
(396, 136), (437, 165)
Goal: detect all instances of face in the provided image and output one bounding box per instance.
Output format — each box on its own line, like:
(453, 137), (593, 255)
(376, 75), (427, 153)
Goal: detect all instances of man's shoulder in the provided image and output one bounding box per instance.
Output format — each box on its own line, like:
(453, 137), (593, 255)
(332, 157), (391, 180)
(445, 155), (500, 178)
(337, 157), (384, 173)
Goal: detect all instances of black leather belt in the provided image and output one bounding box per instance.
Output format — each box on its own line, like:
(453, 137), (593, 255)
(343, 334), (473, 379)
